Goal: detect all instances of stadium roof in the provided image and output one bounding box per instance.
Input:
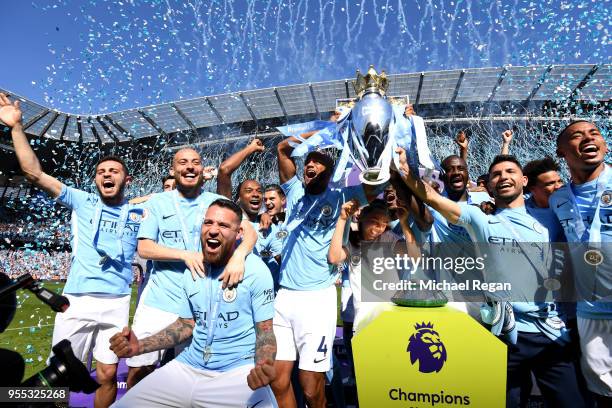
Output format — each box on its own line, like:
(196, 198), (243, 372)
(1, 63), (610, 145)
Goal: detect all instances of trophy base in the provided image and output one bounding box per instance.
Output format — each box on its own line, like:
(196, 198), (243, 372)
(391, 288), (448, 308)
(359, 167), (390, 186)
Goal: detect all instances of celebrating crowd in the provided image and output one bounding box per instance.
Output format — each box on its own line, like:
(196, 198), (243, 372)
(0, 249), (70, 280)
(0, 219), (70, 245)
(1, 92), (610, 408)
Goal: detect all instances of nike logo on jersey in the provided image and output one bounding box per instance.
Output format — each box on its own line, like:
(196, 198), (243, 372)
(556, 201), (569, 208)
(162, 214), (175, 220)
(247, 400), (264, 408)
(313, 357), (326, 364)
(488, 219), (501, 224)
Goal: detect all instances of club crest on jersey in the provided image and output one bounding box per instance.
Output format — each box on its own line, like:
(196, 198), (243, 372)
(600, 191), (612, 207)
(584, 249), (604, 266)
(276, 230), (288, 239)
(351, 254), (361, 265)
(321, 205), (333, 217)
(141, 208), (149, 220)
(129, 212), (142, 222)
(223, 287), (237, 303)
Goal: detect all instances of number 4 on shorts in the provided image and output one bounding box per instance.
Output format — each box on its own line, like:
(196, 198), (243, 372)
(317, 336), (328, 357)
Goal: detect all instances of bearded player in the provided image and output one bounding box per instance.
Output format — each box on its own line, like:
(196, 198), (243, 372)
(126, 147), (256, 388)
(110, 199), (277, 407)
(270, 124), (377, 407)
(0, 94), (143, 408)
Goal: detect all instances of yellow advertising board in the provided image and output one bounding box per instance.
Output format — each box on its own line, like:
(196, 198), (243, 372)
(352, 305), (506, 408)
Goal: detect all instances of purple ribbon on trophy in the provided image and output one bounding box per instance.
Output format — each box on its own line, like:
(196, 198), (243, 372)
(276, 65), (436, 187)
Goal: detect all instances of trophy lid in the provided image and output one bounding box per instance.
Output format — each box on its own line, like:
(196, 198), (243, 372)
(353, 65), (389, 98)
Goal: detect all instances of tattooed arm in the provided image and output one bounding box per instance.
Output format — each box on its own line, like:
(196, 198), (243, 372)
(254, 319), (276, 364)
(247, 319), (277, 390)
(109, 318), (195, 358)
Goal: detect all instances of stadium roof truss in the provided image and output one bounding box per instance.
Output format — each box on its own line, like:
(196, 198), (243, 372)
(1, 64), (609, 145)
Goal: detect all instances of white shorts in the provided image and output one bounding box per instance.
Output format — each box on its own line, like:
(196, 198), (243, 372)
(50, 293), (130, 365)
(112, 360), (277, 408)
(126, 301), (186, 368)
(273, 286), (337, 372)
(578, 317), (612, 397)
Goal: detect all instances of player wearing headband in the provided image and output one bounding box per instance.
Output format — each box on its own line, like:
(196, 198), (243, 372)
(270, 122), (377, 407)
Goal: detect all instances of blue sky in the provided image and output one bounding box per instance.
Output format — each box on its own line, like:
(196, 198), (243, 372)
(0, 0), (609, 114)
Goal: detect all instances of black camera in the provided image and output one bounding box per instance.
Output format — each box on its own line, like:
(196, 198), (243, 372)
(0, 272), (99, 394)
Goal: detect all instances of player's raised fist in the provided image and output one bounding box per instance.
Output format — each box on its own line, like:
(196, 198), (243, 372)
(340, 199), (360, 221)
(502, 129), (513, 143)
(249, 138), (265, 152)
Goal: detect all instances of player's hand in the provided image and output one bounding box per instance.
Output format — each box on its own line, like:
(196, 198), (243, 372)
(455, 131), (468, 150)
(404, 104), (415, 117)
(182, 251), (206, 280)
(109, 326), (140, 358)
(340, 199), (359, 221)
(395, 204), (410, 222)
(202, 166), (218, 181)
(219, 253), (244, 289)
(395, 147), (410, 177)
(479, 201), (496, 215)
(502, 129), (513, 144)
(247, 359), (276, 390)
(259, 212), (272, 231)
(0, 94), (23, 128)
(248, 138), (265, 153)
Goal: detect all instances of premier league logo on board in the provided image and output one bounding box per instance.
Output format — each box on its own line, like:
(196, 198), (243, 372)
(407, 322), (447, 373)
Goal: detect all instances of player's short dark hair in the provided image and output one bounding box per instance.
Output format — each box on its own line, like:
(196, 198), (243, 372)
(234, 179), (261, 202)
(96, 155), (129, 174)
(441, 154), (466, 172)
(162, 175), (173, 185)
(264, 184), (286, 198)
(556, 120), (596, 146)
(360, 199), (389, 220)
(488, 154), (522, 174)
(476, 173), (489, 184)
(523, 157), (560, 188)
(208, 198), (243, 223)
